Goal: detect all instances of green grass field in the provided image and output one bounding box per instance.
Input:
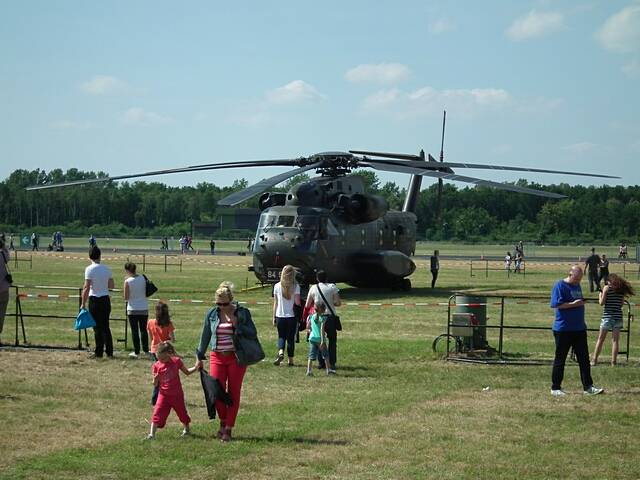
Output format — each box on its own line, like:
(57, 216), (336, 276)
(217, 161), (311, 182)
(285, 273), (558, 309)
(0, 246), (639, 479)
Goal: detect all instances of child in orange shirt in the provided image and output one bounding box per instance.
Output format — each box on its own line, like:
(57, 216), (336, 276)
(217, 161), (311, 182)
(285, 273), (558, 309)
(147, 302), (175, 405)
(147, 302), (175, 360)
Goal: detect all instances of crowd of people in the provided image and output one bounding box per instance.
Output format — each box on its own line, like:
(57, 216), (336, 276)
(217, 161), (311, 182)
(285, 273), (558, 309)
(76, 245), (341, 441)
(1, 235), (636, 441)
(504, 241), (525, 274)
(584, 247), (612, 292)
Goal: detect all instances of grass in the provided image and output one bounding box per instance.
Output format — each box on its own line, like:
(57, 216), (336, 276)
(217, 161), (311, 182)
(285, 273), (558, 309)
(0, 246), (639, 479)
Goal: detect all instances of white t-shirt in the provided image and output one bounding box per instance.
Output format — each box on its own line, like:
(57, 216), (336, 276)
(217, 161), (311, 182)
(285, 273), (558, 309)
(308, 283), (339, 313)
(273, 282), (300, 317)
(125, 275), (148, 312)
(85, 262), (112, 297)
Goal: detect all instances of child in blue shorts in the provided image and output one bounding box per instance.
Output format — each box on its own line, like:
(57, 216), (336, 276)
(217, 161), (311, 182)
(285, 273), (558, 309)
(306, 301), (330, 376)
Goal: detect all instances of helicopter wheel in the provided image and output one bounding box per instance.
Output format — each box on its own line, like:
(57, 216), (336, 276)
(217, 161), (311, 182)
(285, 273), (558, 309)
(400, 278), (411, 291)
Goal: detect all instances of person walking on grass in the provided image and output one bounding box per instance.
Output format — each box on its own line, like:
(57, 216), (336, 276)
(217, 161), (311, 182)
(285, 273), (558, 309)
(591, 274), (635, 367)
(430, 250), (440, 288)
(272, 264), (301, 366)
(305, 270), (341, 372)
(82, 246), (114, 359)
(196, 282), (262, 442)
(147, 302), (176, 405)
(123, 262), (149, 359)
(584, 248), (601, 292)
(550, 265), (603, 397)
(147, 302), (175, 360)
(145, 341), (199, 440)
(306, 301), (331, 376)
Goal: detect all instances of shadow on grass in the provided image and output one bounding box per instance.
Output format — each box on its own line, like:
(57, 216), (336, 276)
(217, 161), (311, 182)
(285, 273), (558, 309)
(341, 286), (460, 300)
(235, 435), (351, 445)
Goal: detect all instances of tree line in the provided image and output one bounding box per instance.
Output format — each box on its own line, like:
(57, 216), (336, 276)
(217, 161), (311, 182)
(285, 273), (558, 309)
(1, 168), (638, 243)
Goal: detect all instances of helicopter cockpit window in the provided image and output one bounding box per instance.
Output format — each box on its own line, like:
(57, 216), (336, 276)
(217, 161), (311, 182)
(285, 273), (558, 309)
(277, 215), (296, 227)
(259, 214), (277, 229)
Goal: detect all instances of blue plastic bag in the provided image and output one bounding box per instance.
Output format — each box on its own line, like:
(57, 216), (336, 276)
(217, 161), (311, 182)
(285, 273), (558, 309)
(74, 308), (96, 330)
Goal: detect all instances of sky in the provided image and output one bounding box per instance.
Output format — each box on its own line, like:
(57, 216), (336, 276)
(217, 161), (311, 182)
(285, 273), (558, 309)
(1, 1), (639, 193)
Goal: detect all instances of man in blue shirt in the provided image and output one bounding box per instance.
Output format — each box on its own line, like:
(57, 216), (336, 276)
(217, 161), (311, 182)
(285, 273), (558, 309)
(550, 265), (603, 396)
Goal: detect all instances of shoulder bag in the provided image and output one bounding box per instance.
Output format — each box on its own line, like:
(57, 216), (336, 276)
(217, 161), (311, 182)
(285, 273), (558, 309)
(142, 274), (158, 297)
(74, 308), (96, 330)
(317, 283), (342, 331)
(233, 309), (265, 366)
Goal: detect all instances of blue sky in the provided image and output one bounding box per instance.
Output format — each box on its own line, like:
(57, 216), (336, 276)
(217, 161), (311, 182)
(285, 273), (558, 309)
(1, 1), (638, 191)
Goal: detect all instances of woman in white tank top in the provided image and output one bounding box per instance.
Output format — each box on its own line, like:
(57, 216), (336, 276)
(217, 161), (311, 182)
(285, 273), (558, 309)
(124, 262), (150, 358)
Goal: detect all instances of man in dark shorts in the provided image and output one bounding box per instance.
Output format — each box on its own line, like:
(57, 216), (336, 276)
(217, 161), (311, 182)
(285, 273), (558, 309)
(584, 248), (601, 292)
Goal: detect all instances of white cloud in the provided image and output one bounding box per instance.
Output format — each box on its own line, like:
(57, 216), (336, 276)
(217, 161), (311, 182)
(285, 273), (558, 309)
(428, 18), (455, 35)
(363, 86), (511, 118)
(562, 142), (599, 154)
(266, 80), (326, 104)
(506, 10), (565, 41)
(50, 120), (93, 130)
(596, 3), (640, 53)
(80, 75), (129, 95)
(122, 107), (173, 126)
(345, 63), (411, 85)
(622, 58), (640, 77)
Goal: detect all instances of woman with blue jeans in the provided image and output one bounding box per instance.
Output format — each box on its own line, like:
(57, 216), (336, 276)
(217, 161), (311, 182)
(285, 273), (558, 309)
(272, 265), (301, 366)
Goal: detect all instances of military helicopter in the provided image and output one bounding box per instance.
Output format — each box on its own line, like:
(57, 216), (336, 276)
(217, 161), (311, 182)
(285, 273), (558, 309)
(28, 144), (617, 290)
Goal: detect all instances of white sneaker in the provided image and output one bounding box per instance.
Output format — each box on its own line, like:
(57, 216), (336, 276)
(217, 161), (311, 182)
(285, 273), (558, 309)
(550, 389), (567, 397)
(181, 429), (190, 437)
(144, 434), (155, 441)
(128, 352), (139, 359)
(584, 386), (604, 396)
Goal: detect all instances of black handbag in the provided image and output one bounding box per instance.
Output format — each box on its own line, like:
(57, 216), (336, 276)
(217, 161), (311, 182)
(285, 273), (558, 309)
(2, 252), (12, 285)
(234, 333), (265, 366)
(143, 274), (158, 297)
(317, 283), (341, 331)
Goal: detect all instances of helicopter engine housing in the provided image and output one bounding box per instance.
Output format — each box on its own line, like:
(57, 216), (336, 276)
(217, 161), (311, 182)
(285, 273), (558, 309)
(338, 193), (388, 224)
(259, 192), (287, 210)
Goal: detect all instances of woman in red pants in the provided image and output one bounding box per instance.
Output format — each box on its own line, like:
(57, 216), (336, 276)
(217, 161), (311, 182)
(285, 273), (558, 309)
(196, 281), (261, 442)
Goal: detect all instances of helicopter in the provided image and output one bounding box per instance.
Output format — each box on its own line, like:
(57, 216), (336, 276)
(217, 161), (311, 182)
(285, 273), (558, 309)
(27, 140), (617, 290)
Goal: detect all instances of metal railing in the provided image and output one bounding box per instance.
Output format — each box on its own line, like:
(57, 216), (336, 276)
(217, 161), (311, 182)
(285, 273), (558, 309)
(126, 253), (182, 272)
(441, 293), (634, 363)
(470, 259), (526, 278)
(8, 284), (128, 350)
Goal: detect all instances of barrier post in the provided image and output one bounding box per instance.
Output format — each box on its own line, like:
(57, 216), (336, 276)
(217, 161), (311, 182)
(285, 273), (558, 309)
(485, 260), (489, 278)
(13, 286), (19, 346)
(179, 258), (182, 272)
(470, 261), (474, 278)
(143, 254), (146, 272)
(498, 296), (505, 359)
(164, 254), (167, 273)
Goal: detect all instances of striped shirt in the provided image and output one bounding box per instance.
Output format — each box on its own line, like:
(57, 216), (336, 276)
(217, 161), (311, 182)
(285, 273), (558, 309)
(602, 291), (625, 323)
(215, 321), (235, 352)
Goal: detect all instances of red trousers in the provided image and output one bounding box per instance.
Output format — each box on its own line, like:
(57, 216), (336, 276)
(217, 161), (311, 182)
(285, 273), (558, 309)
(152, 391), (191, 428)
(210, 352), (247, 428)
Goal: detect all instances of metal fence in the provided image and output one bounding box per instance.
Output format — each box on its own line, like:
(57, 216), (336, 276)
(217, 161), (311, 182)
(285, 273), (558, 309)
(440, 293), (634, 364)
(7, 284), (128, 351)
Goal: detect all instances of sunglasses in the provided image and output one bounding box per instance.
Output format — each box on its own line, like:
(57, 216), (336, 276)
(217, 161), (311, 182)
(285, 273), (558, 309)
(216, 302), (230, 307)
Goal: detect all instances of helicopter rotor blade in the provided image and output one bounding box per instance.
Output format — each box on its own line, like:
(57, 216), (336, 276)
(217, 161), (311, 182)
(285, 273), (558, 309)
(25, 158), (309, 191)
(363, 160), (567, 198)
(350, 150), (420, 161)
(349, 150), (620, 178)
(217, 161), (324, 206)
